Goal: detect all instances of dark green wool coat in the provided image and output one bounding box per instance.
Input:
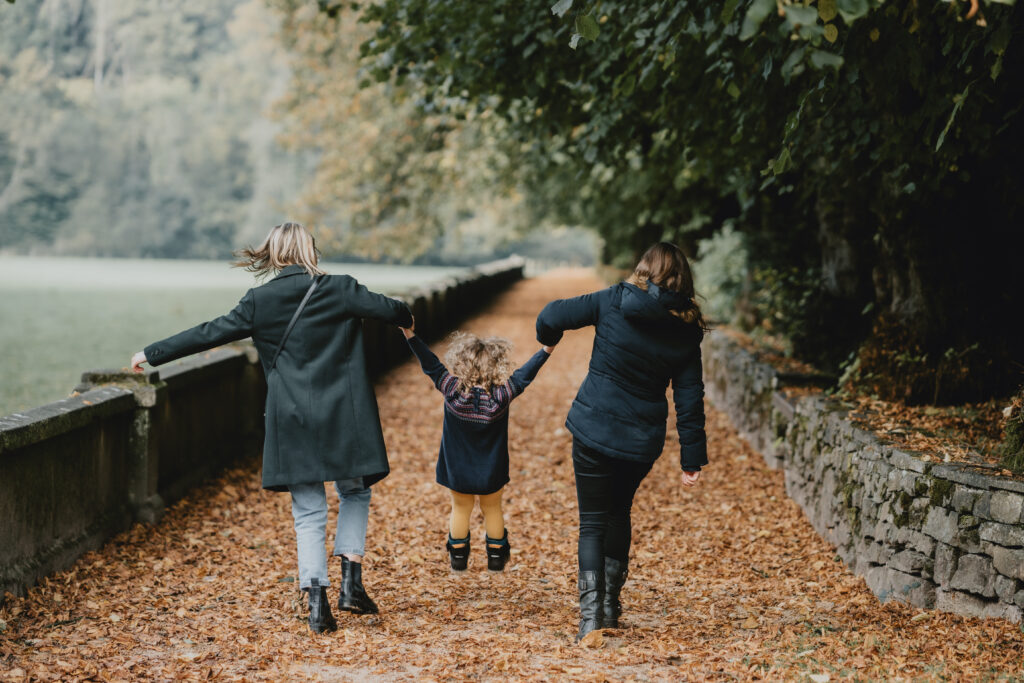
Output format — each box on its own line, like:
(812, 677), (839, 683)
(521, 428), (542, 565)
(144, 265), (413, 491)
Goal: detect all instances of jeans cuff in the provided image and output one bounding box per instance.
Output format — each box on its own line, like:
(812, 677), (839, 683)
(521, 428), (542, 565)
(333, 547), (366, 557)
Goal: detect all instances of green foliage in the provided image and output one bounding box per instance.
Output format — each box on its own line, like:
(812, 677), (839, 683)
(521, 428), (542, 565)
(1002, 391), (1024, 474)
(270, 1), (569, 263)
(692, 223), (748, 325)
(344, 0), (1024, 401)
(351, 1), (1019, 258)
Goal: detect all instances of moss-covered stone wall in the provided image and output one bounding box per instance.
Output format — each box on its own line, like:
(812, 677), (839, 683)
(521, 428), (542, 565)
(703, 331), (1024, 623)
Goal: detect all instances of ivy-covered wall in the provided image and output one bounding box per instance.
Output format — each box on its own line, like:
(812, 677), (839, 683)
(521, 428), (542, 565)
(703, 331), (1024, 622)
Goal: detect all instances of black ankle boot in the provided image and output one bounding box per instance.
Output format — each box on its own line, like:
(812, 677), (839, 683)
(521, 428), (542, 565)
(337, 557), (379, 614)
(485, 529), (511, 572)
(602, 557), (628, 628)
(306, 578), (337, 634)
(576, 569), (605, 642)
(446, 534), (470, 571)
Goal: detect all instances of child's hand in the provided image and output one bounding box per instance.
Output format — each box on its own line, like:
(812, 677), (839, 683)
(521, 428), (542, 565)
(399, 316), (416, 339)
(542, 345), (555, 354)
(681, 470), (701, 487)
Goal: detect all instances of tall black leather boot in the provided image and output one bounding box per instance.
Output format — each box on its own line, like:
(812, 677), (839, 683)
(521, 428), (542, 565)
(306, 578), (337, 634)
(602, 557), (628, 628)
(576, 569), (605, 642)
(338, 557), (379, 614)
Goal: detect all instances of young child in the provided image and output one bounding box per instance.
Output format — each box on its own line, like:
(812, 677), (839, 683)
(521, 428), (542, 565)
(401, 322), (551, 571)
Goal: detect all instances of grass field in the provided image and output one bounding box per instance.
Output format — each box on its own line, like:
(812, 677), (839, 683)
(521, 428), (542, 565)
(0, 257), (465, 417)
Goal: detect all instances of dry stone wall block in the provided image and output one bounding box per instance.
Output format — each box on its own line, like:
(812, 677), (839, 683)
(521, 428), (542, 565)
(923, 507), (959, 544)
(994, 575), (1018, 603)
(990, 491), (1024, 525)
(933, 543), (958, 586)
(949, 554), (996, 598)
(979, 521), (1024, 548)
(991, 546), (1024, 581)
(864, 566), (936, 607)
(936, 589), (1023, 623)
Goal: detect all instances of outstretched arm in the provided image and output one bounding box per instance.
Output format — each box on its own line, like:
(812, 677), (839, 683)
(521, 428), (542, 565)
(672, 346), (708, 474)
(505, 347), (551, 399)
(405, 332), (456, 395)
(347, 278), (413, 327)
(535, 290), (603, 346)
(135, 290), (255, 370)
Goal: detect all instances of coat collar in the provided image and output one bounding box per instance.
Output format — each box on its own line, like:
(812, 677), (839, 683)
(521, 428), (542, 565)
(273, 264), (310, 280)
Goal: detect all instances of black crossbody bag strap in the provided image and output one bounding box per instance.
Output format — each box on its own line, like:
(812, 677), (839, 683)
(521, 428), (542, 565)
(270, 275), (322, 371)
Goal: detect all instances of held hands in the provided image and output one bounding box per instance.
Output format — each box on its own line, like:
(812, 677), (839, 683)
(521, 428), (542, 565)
(681, 470), (701, 487)
(542, 345), (555, 354)
(130, 351), (148, 373)
(399, 316), (416, 339)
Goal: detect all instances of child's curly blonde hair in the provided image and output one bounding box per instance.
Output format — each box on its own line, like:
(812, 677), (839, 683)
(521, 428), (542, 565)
(444, 332), (514, 393)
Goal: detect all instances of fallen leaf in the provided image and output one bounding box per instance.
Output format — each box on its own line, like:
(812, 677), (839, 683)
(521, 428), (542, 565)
(579, 629), (605, 649)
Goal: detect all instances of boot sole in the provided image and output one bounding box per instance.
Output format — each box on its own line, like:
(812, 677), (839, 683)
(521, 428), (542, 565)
(337, 604), (379, 614)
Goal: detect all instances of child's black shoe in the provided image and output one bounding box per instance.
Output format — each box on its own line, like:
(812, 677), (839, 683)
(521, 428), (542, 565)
(446, 534), (470, 571)
(485, 529), (511, 571)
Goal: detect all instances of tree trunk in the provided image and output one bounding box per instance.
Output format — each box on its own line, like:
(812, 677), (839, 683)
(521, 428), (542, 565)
(93, 0), (106, 92)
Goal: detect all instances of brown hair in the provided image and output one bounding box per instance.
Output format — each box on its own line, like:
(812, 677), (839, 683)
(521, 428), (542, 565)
(626, 241), (708, 329)
(234, 222), (326, 279)
(444, 332), (514, 393)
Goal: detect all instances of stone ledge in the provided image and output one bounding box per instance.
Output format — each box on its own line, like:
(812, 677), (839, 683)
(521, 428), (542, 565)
(0, 387), (135, 455)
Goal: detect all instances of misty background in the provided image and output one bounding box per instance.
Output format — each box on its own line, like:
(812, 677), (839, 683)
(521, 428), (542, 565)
(0, 0), (598, 415)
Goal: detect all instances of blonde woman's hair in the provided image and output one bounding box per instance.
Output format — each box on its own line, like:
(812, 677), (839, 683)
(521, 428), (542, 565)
(626, 241), (708, 329)
(234, 222), (326, 279)
(444, 332), (514, 393)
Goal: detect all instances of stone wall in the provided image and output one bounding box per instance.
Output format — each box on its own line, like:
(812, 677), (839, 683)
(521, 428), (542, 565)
(0, 258), (525, 599)
(703, 330), (1024, 623)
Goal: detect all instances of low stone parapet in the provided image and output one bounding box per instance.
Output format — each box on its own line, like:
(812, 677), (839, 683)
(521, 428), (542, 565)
(703, 330), (1024, 622)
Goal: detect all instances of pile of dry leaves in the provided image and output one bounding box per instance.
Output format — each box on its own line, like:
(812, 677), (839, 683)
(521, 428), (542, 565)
(1, 271), (1022, 681)
(723, 326), (1017, 476)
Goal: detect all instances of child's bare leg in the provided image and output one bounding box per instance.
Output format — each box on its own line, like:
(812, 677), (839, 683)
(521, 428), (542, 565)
(478, 490), (506, 544)
(449, 491), (474, 544)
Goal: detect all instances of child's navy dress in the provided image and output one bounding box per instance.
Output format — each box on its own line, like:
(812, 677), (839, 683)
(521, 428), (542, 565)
(406, 336), (549, 494)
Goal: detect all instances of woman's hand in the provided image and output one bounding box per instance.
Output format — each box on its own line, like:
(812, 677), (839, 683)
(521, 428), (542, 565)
(131, 351), (148, 373)
(399, 316), (416, 339)
(681, 470), (701, 487)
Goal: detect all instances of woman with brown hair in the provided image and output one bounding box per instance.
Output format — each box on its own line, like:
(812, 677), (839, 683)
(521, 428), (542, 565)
(535, 242), (708, 641)
(130, 222), (412, 634)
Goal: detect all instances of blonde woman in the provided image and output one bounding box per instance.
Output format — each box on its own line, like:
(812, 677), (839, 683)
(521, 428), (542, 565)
(535, 242), (709, 641)
(130, 223), (412, 634)
(400, 325), (552, 571)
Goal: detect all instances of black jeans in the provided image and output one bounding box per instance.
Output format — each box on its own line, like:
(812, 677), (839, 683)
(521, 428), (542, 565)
(572, 439), (655, 573)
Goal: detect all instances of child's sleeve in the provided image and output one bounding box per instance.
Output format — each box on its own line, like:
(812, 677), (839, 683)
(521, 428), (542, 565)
(504, 349), (550, 400)
(406, 335), (459, 396)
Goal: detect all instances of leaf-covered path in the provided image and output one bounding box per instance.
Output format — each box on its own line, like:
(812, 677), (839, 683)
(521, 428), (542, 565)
(2, 271), (1022, 681)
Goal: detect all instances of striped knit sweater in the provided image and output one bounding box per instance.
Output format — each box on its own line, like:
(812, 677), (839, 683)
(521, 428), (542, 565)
(406, 335), (549, 494)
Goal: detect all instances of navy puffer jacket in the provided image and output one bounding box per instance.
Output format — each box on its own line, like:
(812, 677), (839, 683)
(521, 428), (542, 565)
(536, 281), (707, 471)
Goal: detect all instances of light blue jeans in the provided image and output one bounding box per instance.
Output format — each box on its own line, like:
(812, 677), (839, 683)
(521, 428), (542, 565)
(289, 478), (371, 589)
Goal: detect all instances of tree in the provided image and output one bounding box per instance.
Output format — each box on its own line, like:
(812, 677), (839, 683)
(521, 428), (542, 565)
(341, 0), (1023, 403)
(268, 1), (535, 263)
(0, 0), (306, 258)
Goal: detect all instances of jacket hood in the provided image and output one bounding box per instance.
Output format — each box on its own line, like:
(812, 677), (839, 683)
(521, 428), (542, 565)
(621, 281), (691, 322)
